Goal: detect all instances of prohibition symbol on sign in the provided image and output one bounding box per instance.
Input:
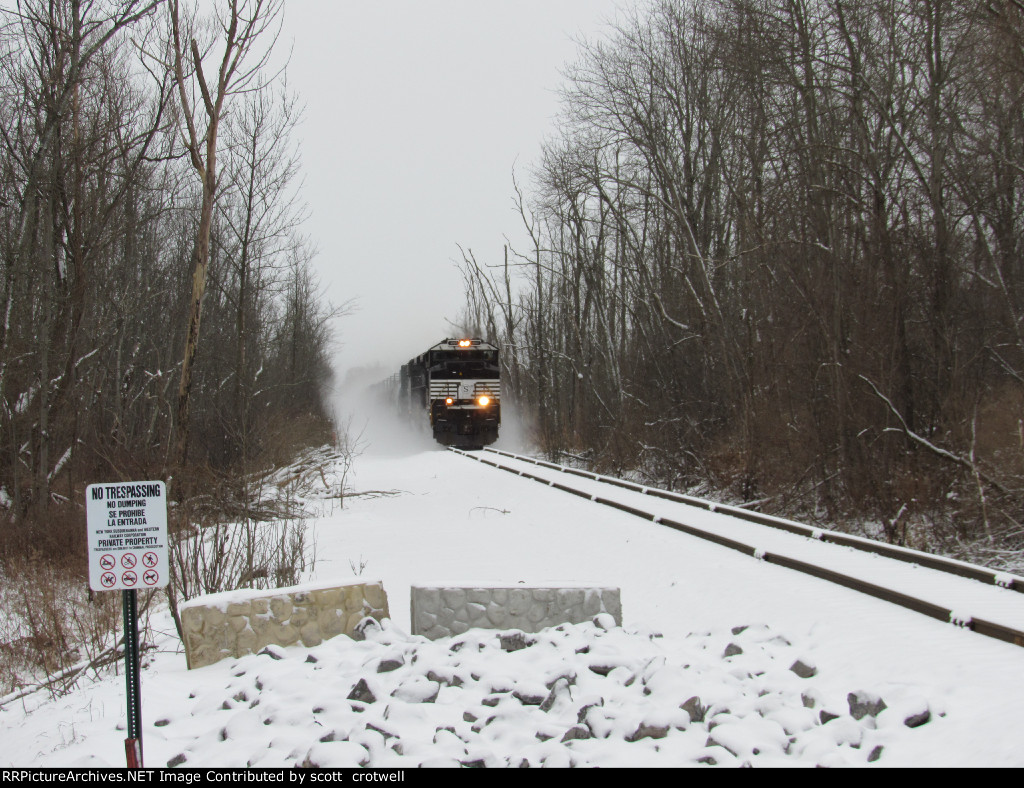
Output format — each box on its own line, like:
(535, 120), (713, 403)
(99, 554), (116, 571)
(142, 552), (158, 568)
(122, 571), (137, 586)
(121, 553), (137, 569)
(143, 569), (159, 586)
(101, 572), (116, 588)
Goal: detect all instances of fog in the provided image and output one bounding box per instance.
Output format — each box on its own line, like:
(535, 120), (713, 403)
(276, 1), (627, 386)
(334, 375), (436, 459)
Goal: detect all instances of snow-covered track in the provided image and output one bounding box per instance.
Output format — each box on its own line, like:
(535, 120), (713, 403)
(482, 448), (1024, 594)
(451, 447), (1024, 650)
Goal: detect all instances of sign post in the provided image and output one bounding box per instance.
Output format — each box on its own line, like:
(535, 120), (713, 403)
(86, 481), (169, 769)
(122, 588), (142, 767)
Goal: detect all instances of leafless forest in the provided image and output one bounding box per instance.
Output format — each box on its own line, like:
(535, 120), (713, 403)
(461, 0), (1024, 570)
(0, 1), (333, 565)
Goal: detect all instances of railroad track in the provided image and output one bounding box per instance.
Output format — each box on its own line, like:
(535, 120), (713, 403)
(451, 446), (1024, 649)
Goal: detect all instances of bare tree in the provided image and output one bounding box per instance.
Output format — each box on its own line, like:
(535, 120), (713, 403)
(464, 0), (1024, 567)
(0, 0), (169, 512)
(167, 0), (284, 471)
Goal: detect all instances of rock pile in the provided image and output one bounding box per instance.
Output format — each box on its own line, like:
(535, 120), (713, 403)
(160, 618), (936, 768)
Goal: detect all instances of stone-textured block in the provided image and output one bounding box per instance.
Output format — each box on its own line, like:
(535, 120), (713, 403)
(180, 579), (390, 669)
(226, 601), (251, 617)
(181, 607), (204, 634)
(411, 585), (621, 640)
(269, 596), (293, 619)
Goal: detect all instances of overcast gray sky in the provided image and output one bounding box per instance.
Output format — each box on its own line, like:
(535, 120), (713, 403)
(278, 0), (628, 389)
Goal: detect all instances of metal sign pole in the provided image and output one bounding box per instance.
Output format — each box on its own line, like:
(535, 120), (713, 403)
(87, 480), (167, 768)
(122, 588), (143, 767)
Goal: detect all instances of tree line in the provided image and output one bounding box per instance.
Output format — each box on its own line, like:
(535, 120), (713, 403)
(461, 0), (1024, 566)
(0, 0), (334, 554)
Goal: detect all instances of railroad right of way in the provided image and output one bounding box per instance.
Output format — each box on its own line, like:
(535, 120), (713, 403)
(452, 447), (1024, 650)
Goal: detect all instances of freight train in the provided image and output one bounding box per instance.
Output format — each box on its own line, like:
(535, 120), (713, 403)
(388, 339), (501, 449)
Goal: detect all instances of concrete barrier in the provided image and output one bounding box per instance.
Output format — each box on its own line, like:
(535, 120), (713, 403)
(179, 579), (389, 669)
(411, 584), (621, 640)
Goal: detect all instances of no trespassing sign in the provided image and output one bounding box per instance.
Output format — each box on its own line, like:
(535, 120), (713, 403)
(86, 481), (169, 591)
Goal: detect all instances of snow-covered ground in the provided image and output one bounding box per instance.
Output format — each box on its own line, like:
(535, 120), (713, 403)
(2, 437), (1024, 768)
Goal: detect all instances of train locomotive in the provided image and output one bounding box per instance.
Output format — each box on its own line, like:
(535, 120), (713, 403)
(399, 338), (501, 449)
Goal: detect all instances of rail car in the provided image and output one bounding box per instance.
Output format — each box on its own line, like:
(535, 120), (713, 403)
(396, 338), (501, 449)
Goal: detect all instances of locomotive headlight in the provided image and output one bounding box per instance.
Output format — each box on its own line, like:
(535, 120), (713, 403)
(478, 396), (490, 407)
(445, 397), (454, 406)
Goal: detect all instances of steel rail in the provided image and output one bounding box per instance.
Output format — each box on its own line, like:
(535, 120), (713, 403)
(451, 447), (1024, 649)
(482, 448), (1024, 594)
